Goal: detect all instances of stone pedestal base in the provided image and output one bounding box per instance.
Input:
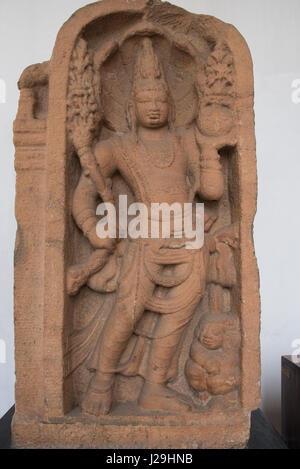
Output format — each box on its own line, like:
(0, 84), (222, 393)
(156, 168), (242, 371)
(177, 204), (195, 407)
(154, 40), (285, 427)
(12, 407), (250, 449)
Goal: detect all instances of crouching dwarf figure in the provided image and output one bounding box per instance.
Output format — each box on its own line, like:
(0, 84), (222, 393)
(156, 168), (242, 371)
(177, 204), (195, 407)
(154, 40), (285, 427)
(70, 38), (225, 416)
(185, 313), (241, 406)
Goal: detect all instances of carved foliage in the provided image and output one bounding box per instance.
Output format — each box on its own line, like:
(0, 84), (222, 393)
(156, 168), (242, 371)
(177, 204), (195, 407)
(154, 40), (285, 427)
(203, 42), (235, 97)
(196, 42), (236, 137)
(67, 38), (102, 142)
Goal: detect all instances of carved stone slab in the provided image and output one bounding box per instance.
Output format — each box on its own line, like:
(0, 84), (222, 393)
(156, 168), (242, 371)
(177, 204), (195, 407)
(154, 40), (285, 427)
(12, 0), (260, 449)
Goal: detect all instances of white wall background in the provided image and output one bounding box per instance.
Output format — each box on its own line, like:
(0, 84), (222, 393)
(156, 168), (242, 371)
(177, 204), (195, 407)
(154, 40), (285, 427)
(1, 0), (300, 432)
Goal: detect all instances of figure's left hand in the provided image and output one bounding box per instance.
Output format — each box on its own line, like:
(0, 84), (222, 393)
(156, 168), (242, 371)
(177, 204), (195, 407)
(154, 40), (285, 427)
(72, 119), (93, 152)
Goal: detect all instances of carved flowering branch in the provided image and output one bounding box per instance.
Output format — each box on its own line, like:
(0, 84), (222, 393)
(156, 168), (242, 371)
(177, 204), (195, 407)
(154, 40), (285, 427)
(202, 43), (235, 97)
(67, 38), (102, 149)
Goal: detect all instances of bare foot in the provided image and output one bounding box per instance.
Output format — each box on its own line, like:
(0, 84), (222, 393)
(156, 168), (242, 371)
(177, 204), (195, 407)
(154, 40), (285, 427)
(138, 381), (194, 413)
(81, 375), (113, 416)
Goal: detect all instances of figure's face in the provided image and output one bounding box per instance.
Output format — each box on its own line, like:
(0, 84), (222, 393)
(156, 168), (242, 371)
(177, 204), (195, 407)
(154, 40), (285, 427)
(134, 89), (169, 128)
(199, 323), (224, 349)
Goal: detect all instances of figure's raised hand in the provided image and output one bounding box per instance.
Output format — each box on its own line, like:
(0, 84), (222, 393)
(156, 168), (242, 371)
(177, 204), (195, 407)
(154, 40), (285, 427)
(71, 118), (93, 152)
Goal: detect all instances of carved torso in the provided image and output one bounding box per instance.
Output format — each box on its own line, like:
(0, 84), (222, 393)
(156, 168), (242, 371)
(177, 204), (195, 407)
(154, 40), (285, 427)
(111, 131), (190, 206)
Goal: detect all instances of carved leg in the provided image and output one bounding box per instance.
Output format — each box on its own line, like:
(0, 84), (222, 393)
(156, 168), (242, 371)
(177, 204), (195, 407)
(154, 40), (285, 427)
(185, 359), (208, 392)
(139, 306), (196, 413)
(82, 242), (155, 416)
(81, 373), (115, 416)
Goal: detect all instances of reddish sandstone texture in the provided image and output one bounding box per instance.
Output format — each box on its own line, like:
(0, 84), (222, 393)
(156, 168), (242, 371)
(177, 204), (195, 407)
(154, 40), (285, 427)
(13, 0), (260, 449)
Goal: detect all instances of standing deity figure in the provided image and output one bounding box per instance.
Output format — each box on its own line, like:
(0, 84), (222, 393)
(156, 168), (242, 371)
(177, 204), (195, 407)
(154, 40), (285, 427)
(70, 38), (225, 416)
(12, 1), (260, 450)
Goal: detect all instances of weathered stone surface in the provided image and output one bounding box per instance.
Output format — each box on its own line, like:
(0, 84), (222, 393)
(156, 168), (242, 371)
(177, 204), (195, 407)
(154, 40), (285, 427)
(12, 410), (250, 449)
(13, 0), (260, 449)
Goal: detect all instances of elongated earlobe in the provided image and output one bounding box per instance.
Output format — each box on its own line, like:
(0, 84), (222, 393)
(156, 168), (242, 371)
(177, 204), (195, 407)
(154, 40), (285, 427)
(126, 99), (138, 140)
(168, 94), (176, 129)
(126, 100), (134, 129)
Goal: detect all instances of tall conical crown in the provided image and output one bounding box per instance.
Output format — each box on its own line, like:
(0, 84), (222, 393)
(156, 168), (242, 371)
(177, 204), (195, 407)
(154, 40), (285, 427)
(132, 38), (168, 95)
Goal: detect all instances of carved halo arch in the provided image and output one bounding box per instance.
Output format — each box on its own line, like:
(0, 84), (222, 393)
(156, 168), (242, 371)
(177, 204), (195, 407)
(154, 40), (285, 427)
(93, 22), (205, 132)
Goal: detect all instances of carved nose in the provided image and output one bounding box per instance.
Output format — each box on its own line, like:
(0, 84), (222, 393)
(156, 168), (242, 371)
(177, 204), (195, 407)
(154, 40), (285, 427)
(150, 101), (159, 110)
